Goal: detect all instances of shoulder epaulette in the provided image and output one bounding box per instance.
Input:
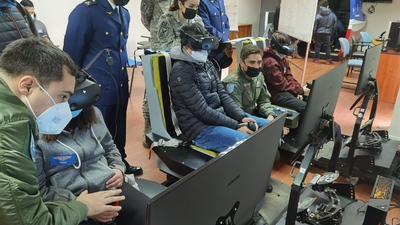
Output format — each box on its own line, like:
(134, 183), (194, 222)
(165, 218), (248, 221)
(84, 0), (97, 6)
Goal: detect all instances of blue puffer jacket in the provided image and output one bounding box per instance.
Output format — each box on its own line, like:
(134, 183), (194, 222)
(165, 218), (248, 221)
(169, 46), (246, 141)
(313, 7), (337, 35)
(0, 2), (34, 54)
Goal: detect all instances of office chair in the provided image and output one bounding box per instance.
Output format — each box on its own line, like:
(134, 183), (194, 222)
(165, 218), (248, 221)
(339, 38), (363, 77)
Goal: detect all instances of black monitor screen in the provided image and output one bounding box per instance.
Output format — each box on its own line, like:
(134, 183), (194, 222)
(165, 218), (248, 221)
(291, 62), (348, 148)
(146, 115), (286, 225)
(387, 22), (400, 50)
(355, 44), (382, 95)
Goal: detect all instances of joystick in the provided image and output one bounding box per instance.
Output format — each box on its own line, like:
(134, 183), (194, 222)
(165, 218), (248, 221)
(247, 122), (256, 131)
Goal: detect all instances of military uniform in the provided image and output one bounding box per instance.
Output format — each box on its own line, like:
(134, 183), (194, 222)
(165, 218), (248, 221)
(198, 0), (230, 42)
(222, 66), (275, 118)
(140, 0), (170, 31)
(150, 10), (203, 51)
(63, 0), (130, 158)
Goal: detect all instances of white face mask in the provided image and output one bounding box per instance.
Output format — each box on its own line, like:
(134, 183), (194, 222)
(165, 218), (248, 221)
(25, 81), (72, 135)
(191, 50), (209, 63)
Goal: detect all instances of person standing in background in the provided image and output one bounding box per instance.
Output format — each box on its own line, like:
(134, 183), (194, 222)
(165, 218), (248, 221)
(63, 0), (143, 176)
(150, 0), (203, 51)
(198, 0), (233, 77)
(312, 0), (337, 65)
(20, 0), (51, 42)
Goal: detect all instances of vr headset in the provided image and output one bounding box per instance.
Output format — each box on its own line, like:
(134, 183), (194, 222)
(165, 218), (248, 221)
(270, 31), (296, 56)
(68, 69), (101, 111)
(180, 23), (220, 50)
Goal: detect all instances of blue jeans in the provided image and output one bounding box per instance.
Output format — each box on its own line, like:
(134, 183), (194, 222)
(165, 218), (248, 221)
(193, 113), (270, 153)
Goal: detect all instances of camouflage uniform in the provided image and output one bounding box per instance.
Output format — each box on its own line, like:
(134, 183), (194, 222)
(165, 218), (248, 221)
(140, 0), (170, 31)
(150, 10), (203, 51)
(222, 66), (276, 118)
(140, 0), (171, 147)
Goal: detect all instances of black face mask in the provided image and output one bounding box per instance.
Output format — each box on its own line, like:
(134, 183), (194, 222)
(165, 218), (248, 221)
(114, 0), (130, 6)
(245, 66), (261, 78)
(183, 7), (197, 20)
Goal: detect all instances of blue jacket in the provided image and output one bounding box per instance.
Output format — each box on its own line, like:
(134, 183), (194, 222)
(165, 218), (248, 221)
(198, 0), (230, 42)
(63, 0), (130, 106)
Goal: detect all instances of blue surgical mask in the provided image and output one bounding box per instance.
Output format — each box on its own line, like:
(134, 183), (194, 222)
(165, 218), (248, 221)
(71, 109), (83, 118)
(191, 50), (208, 63)
(25, 81), (72, 135)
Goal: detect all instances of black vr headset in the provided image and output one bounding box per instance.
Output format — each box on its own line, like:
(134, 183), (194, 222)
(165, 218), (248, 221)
(270, 31), (296, 56)
(68, 69), (101, 111)
(180, 23), (220, 50)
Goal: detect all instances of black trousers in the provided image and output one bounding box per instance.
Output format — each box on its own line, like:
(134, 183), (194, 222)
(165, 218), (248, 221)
(314, 33), (332, 60)
(96, 103), (128, 159)
(79, 182), (149, 225)
(273, 92), (306, 113)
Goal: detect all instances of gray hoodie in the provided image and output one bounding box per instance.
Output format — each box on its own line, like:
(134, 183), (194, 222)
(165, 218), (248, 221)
(313, 7), (337, 35)
(35, 107), (126, 201)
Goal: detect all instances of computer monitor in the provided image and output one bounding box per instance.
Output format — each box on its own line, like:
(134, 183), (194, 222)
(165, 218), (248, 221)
(386, 21), (400, 50)
(289, 62), (348, 149)
(146, 115), (286, 225)
(355, 44), (382, 96)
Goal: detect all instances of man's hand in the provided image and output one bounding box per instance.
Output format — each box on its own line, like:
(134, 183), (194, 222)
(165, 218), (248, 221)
(77, 189), (124, 217)
(267, 115), (275, 121)
(223, 42), (233, 58)
(237, 123), (254, 134)
(303, 86), (310, 96)
(241, 117), (259, 130)
(90, 211), (119, 223)
(106, 169), (124, 189)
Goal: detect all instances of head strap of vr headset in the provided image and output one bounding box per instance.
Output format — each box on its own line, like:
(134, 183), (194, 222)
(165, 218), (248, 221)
(271, 31), (295, 55)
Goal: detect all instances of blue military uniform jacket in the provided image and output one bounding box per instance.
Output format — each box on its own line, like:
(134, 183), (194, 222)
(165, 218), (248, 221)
(198, 0), (230, 42)
(63, 0), (130, 106)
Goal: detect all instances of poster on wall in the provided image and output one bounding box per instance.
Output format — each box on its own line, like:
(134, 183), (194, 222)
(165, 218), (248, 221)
(278, 0), (318, 43)
(225, 0), (239, 32)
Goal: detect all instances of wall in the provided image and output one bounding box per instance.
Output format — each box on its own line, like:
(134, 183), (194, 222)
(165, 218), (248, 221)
(33, 0), (149, 58)
(237, 0), (262, 36)
(258, 0), (281, 37)
(362, 1), (400, 39)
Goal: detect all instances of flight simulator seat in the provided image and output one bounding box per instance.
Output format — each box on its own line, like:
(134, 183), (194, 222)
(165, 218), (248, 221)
(142, 52), (217, 185)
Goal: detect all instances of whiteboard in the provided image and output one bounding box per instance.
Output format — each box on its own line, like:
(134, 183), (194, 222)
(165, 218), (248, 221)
(278, 0), (318, 43)
(225, 0), (239, 32)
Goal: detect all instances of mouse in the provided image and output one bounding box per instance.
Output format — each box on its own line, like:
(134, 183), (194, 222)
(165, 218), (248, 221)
(247, 122), (256, 131)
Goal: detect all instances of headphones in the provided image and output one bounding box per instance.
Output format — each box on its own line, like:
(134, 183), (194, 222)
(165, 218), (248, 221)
(68, 69), (102, 111)
(180, 23), (220, 50)
(270, 31), (295, 56)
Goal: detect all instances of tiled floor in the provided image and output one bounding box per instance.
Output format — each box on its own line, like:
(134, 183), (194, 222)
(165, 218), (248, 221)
(124, 56), (399, 223)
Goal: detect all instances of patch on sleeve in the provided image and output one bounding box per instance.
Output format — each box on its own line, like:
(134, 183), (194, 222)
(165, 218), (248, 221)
(226, 83), (235, 93)
(158, 21), (170, 39)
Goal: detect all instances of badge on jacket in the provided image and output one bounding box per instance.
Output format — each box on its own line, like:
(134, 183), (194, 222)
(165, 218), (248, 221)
(226, 83), (234, 93)
(244, 83), (251, 94)
(50, 154), (77, 166)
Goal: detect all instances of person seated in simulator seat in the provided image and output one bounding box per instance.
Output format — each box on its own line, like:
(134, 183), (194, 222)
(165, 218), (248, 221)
(35, 74), (149, 225)
(262, 31), (310, 114)
(169, 23), (270, 153)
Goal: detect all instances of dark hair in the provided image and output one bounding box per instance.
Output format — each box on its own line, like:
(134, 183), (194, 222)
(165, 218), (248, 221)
(240, 44), (262, 61)
(179, 22), (204, 45)
(20, 0), (34, 7)
(169, 0), (186, 11)
(319, 0), (329, 8)
(272, 32), (290, 44)
(0, 37), (78, 88)
(42, 105), (98, 142)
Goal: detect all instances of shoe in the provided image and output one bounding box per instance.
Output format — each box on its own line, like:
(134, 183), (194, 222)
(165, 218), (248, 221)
(266, 183), (273, 193)
(123, 160), (143, 175)
(312, 58), (319, 63)
(326, 59), (333, 65)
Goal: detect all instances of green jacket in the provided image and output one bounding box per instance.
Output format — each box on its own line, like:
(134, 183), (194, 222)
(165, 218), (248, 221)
(222, 67), (275, 118)
(0, 78), (88, 225)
